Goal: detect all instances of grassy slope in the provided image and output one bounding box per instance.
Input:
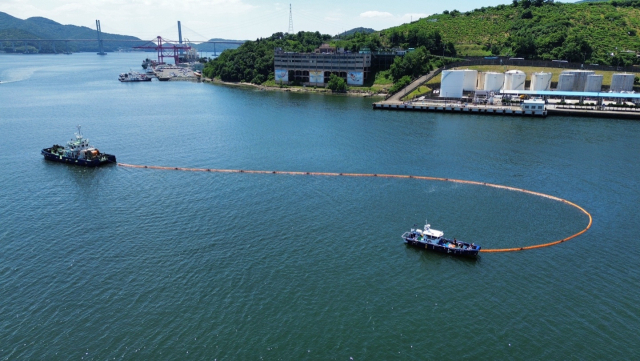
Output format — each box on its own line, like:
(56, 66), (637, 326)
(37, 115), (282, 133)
(377, 2), (640, 62)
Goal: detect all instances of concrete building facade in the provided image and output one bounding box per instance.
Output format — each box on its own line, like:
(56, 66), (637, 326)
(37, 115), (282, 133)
(274, 46), (372, 86)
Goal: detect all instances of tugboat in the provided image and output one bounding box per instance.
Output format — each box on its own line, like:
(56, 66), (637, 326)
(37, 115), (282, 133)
(118, 71), (151, 82)
(41, 126), (116, 166)
(402, 220), (481, 257)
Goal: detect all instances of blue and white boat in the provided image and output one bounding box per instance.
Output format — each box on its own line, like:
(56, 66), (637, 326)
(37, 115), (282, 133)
(402, 220), (481, 257)
(41, 126), (116, 167)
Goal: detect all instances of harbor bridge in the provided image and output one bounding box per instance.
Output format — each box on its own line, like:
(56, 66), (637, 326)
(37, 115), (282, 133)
(0, 20), (244, 64)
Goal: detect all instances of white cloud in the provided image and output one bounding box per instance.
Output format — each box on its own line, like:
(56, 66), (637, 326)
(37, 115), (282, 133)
(360, 11), (393, 18)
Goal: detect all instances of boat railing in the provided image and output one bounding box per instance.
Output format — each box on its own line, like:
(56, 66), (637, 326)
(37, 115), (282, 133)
(402, 231), (421, 240)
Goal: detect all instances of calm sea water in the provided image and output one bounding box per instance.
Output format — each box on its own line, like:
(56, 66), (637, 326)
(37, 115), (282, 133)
(1, 53), (639, 360)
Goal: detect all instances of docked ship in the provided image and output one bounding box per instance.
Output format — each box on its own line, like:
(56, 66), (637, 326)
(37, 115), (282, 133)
(41, 126), (116, 166)
(118, 71), (151, 82)
(402, 220), (481, 257)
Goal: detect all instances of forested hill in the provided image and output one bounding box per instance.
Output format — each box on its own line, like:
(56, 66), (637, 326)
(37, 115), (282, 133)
(354, 0), (640, 66)
(0, 11), (141, 52)
(341, 27), (376, 36)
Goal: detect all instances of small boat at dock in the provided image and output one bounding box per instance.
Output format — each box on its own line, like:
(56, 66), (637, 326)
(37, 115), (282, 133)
(41, 126), (116, 167)
(402, 220), (480, 257)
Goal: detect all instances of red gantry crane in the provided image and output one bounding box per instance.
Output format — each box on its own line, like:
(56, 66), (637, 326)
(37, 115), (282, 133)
(133, 36), (191, 65)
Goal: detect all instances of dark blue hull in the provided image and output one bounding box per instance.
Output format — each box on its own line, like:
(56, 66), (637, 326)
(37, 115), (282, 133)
(41, 149), (116, 167)
(404, 238), (480, 257)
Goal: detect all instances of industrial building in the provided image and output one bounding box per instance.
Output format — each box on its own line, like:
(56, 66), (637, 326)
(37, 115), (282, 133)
(273, 45), (371, 86)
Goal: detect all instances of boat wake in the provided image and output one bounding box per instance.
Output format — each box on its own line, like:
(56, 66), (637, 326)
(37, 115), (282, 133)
(1, 68), (36, 83)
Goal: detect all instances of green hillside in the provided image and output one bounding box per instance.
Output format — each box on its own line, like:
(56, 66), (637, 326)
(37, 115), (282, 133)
(0, 12), (143, 52)
(334, 0), (640, 66)
(340, 27), (376, 37)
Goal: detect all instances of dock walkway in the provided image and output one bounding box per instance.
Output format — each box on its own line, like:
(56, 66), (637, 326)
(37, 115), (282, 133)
(373, 100), (546, 117)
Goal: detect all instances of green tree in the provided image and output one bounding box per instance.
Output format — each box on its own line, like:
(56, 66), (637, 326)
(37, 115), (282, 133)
(559, 36), (593, 63)
(389, 47), (433, 81)
(511, 34), (536, 57)
(388, 75), (412, 95)
(327, 74), (347, 92)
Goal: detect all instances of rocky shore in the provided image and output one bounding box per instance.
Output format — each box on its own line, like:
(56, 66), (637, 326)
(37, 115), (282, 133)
(202, 77), (386, 98)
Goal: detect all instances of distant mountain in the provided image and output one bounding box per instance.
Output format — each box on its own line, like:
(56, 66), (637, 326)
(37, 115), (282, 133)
(193, 38), (246, 55)
(338, 27), (376, 37)
(0, 11), (143, 53)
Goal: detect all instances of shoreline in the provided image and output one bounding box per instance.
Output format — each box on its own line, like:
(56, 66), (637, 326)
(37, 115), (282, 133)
(202, 77), (387, 98)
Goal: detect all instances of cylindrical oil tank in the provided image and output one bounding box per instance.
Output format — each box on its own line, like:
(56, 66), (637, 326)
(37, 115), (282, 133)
(530, 72), (552, 91)
(561, 70), (594, 91)
(557, 73), (575, 91)
(483, 72), (505, 92)
(503, 70), (526, 90)
(462, 69), (478, 91)
(584, 74), (603, 92)
(611, 73), (635, 92)
(440, 70), (465, 98)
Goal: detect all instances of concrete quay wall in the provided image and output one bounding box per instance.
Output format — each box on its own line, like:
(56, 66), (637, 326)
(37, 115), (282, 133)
(373, 101), (546, 117)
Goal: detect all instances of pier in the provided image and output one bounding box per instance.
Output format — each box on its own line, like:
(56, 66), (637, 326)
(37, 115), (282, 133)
(373, 100), (547, 117)
(373, 100), (640, 120)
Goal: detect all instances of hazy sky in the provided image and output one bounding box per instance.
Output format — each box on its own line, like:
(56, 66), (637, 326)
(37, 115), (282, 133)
(4, 0), (581, 41)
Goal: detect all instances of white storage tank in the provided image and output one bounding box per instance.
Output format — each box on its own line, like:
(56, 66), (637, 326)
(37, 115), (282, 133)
(584, 74), (603, 92)
(557, 73), (575, 91)
(530, 72), (552, 91)
(562, 70), (594, 91)
(503, 70), (526, 90)
(483, 72), (505, 92)
(611, 73), (635, 92)
(440, 70), (465, 98)
(462, 69), (478, 91)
